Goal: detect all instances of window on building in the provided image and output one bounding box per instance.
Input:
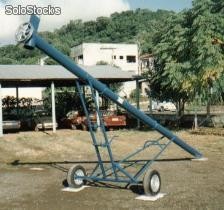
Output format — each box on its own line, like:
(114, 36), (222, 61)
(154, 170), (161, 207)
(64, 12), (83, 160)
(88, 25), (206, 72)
(75, 55), (83, 64)
(113, 55), (116, 60)
(78, 55), (83, 60)
(120, 56), (124, 60)
(146, 61), (150, 68)
(126, 55), (136, 63)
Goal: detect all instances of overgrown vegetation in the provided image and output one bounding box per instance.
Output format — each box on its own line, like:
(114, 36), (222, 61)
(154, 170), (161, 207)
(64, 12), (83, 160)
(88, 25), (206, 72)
(2, 96), (40, 117)
(149, 0), (224, 115)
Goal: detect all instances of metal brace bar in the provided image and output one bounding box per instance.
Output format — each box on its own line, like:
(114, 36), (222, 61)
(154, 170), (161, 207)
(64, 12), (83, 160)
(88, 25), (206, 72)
(75, 81), (106, 177)
(134, 140), (172, 179)
(87, 79), (118, 180)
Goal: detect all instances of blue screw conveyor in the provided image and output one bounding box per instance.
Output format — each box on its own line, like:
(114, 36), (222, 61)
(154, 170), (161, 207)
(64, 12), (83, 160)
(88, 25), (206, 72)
(15, 15), (202, 196)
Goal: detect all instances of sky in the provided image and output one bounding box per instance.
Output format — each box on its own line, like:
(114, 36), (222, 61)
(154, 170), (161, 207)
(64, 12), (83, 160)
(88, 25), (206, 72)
(128, 0), (192, 12)
(0, 0), (192, 98)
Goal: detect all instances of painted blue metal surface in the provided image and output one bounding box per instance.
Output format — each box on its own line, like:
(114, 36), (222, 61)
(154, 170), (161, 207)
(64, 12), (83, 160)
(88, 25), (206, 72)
(75, 81), (107, 177)
(22, 15), (202, 158)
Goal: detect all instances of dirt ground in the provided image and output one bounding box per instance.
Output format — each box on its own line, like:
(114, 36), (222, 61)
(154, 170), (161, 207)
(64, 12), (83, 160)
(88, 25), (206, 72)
(0, 129), (224, 210)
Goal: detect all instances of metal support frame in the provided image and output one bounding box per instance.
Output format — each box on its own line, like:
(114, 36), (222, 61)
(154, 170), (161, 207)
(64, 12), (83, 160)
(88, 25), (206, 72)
(95, 90), (100, 130)
(75, 80), (172, 184)
(16, 15), (203, 189)
(87, 137), (172, 185)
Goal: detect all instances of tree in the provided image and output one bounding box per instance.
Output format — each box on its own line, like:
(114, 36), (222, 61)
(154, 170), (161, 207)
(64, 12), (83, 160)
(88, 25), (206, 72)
(148, 0), (224, 116)
(2, 96), (17, 114)
(129, 88), (142, 100)
(42, 87), (83, 119)
(185, 0), (224, 115)
(149, 12), (191, 115)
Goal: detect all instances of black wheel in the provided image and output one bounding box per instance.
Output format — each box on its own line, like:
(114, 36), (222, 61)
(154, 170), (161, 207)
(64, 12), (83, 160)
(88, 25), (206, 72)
(143, 170), (161, 196)
(67, 165), (87, 188)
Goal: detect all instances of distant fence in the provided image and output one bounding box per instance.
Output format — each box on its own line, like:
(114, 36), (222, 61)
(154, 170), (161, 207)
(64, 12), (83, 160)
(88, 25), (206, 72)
(125, 112), (224, 129)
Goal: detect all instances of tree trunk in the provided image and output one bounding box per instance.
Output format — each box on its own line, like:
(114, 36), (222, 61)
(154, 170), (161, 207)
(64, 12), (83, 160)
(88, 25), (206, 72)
(194, 109), (198, 130)
(207, 92), (211, 117)
(206, 100), (210, 117)
(178, 99), (185, 117)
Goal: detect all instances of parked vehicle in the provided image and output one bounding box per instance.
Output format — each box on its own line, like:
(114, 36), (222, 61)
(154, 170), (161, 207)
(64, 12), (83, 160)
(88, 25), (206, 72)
(3, 114), (21, 131)
(24, 110), (57, 131)
(83, 110), (127, 130)
(60, 111), (84, 130)
(156, 102), (177, 112)
(60, 110), (126, 130)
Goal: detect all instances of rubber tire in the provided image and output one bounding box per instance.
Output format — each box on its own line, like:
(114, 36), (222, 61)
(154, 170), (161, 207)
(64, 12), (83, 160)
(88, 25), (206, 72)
(143, 170), (161, 196)
(67, 165), (87, 188)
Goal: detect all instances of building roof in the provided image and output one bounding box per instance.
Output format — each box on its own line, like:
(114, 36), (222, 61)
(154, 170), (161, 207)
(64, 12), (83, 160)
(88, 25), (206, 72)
(0, 65), (135, 87)
(71, 42), (138, 49)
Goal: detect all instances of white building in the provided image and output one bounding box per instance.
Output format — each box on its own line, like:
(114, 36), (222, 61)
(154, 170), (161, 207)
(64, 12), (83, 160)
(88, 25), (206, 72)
(139, 54), (155, 96)
(71, 43), (138, 73)
(71, 43), (139, 97)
